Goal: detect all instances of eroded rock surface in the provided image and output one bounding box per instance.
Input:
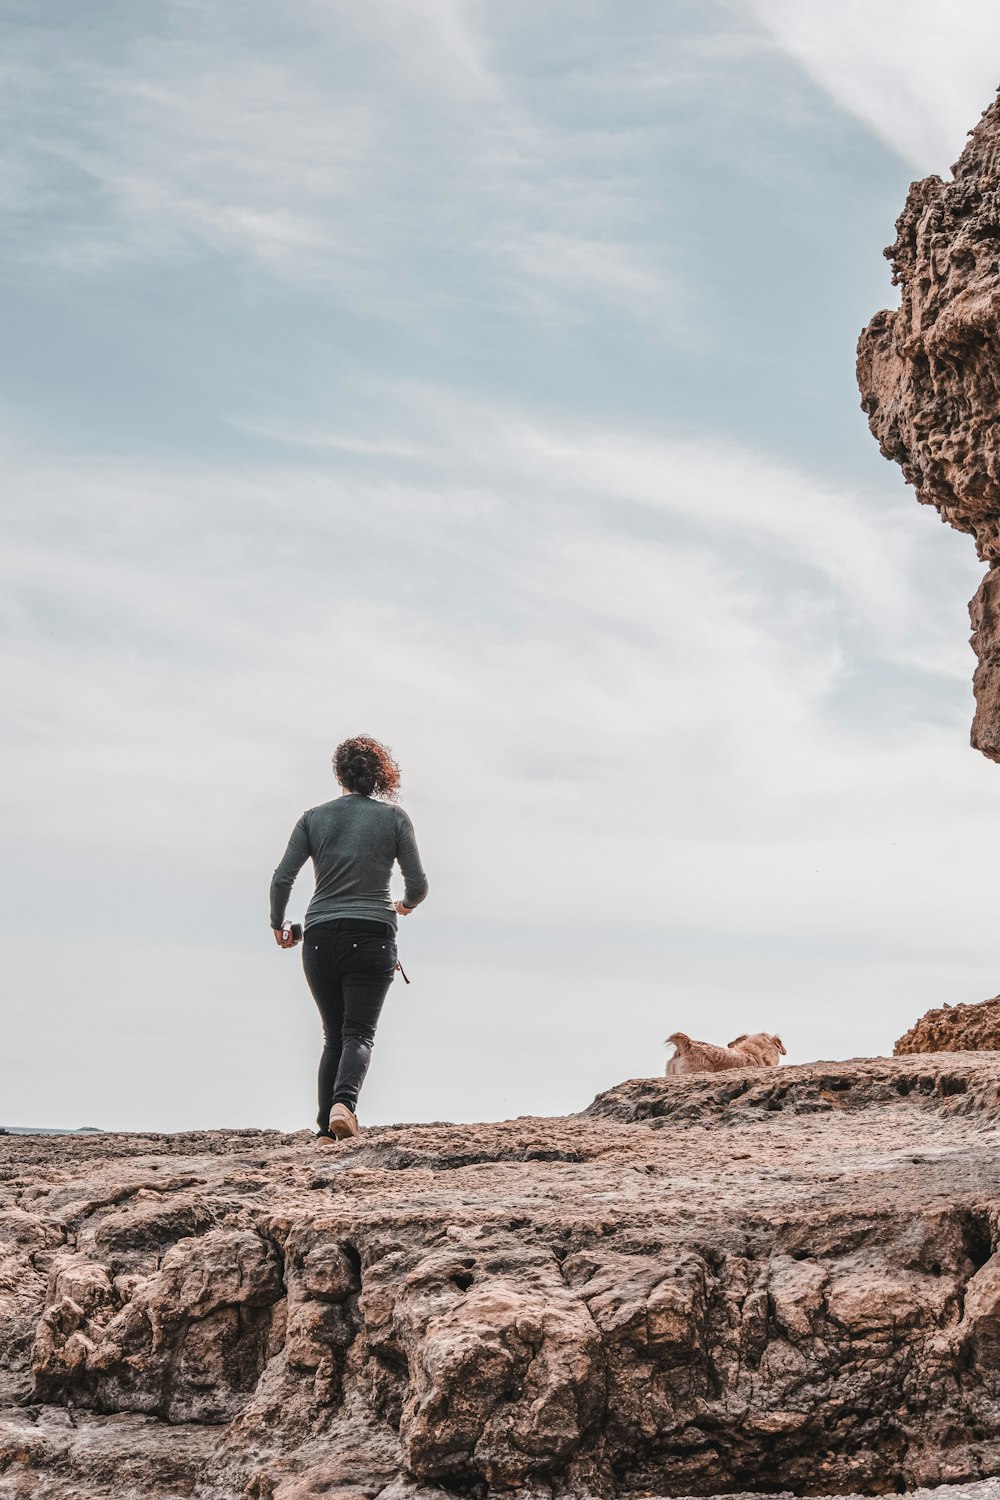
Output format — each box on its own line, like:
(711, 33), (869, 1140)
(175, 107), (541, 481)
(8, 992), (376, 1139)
(896, 996), (1000, 1055)
(857, 92), (1000, 756)
(5, 1058), (1000, 1497)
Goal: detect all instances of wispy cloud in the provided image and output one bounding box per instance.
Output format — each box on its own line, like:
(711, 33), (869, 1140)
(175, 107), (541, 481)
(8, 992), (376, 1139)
(1, 389), (983, 870)
(2, 47), (370, 273)
(0, 1), (700, 337)
(751, 0), (1000, 170)
(342, 0), (502, 99)
(493, 230), (704, 343)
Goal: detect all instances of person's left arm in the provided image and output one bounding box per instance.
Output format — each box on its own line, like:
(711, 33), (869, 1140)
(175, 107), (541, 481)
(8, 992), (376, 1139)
(394, 809), (429, 917)
(269, 815), (310, 946)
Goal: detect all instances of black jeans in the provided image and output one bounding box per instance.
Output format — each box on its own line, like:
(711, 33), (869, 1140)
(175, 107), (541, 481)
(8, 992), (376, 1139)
(302, 918), (396, 1129)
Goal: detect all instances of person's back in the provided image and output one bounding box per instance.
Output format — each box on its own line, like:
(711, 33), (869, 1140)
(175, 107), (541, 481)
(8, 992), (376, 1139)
(271, 793), (427, 931)
(269, 735), (428, 1143)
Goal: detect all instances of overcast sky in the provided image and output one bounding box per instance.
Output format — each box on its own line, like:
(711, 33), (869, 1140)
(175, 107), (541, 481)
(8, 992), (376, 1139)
(4, 1), (1000, 1132)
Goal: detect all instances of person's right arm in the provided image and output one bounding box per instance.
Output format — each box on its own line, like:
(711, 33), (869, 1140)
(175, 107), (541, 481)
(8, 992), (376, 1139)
(394, 810), (429, 916)
(269, 815), (310, 939)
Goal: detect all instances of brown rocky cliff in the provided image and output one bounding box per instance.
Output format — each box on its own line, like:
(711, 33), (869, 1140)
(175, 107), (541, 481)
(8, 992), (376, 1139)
(857, 93), (1000, 758)
(6, 1057), (1000, 1498)
(895, 994), (1000, 1054)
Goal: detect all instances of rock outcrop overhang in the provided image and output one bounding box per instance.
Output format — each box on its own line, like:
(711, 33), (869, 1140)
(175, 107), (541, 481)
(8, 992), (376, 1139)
(5, 1057), (1000, 1499)
(858, 93), (1000, 758)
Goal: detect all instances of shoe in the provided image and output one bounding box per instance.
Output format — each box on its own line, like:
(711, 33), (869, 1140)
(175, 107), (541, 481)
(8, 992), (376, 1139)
(314, 1130), (337, 1147)
(328, 1103), (359, 1140)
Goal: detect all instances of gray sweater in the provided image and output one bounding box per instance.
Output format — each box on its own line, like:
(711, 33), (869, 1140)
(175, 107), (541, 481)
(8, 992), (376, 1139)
(269, 795), (428, 931)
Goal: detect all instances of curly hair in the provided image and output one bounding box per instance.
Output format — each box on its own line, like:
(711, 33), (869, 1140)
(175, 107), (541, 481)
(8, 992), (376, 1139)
(333, 735), (401, 800)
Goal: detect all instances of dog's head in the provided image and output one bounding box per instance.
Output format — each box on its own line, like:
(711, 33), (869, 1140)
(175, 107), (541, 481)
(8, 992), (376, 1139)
(665, 1031), (690, 1050)
(728, 1031), (786, 1064)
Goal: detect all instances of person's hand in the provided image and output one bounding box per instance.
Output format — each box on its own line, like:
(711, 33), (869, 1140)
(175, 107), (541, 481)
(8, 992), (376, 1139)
(394, 900), (413, 917)
(274, 926), (298, 949)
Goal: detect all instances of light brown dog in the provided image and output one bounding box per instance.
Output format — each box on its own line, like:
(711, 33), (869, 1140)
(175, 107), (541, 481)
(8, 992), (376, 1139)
(665, 1031), (786, 1077)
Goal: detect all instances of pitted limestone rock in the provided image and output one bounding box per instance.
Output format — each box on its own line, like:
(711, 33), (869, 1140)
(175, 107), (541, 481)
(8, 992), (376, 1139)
(895, 994), (1000, 1055)
(858, 90), (1000, 758)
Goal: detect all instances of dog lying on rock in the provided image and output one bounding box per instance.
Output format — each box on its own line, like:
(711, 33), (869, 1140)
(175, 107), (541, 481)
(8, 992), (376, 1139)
(665, 1031), (786, 1077)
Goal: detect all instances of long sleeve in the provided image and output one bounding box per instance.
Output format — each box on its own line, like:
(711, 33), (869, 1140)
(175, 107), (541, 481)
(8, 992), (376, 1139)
(395, 810), (429, 910)
(269, 815), (311, 928)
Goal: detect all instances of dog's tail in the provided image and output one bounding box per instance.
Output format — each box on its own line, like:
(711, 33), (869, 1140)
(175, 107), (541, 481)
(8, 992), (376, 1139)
(665, 1031), (690, 1050)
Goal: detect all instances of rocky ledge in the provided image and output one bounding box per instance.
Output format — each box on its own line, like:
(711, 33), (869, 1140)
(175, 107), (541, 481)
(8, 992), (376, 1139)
(5, 1057), (1000, 1499)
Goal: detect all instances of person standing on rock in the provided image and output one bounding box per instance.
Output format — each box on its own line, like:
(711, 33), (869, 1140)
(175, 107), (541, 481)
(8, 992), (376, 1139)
(269, 735), (428, 1144)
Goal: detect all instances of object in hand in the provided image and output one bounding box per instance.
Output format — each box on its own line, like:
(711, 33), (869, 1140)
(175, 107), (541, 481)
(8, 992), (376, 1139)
(283, 922), (303, 944)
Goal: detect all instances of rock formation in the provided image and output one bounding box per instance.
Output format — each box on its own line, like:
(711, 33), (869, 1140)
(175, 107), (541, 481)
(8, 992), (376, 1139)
(895, 995), (1000, 1055)
(7, 1056), (1000, 1497)
(857, 93), (1000, 757)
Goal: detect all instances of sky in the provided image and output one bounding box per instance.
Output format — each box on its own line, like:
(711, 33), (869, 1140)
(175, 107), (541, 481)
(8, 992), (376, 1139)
(4, 0), (1000, 1132)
